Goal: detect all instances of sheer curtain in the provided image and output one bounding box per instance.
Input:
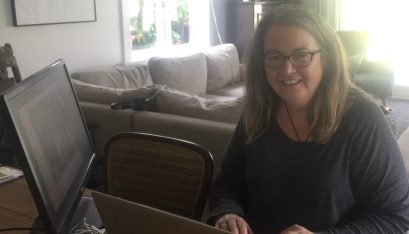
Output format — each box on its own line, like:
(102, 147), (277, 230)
(302, 0), (342, 29)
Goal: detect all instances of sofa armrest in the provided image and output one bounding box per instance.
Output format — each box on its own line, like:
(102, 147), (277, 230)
(239, 63), (246, 82)
(130, 111), (235, 178)
(79, 101), (134, 159)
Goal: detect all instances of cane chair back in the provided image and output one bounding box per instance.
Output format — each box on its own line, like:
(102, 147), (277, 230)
(104, 132), (213, 220)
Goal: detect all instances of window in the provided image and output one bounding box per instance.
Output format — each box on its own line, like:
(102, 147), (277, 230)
(129, 0), (189, 49)
(121, 0), (210, 63)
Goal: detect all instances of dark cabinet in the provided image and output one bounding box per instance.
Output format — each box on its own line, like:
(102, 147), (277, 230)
(226, 1), (300, 60)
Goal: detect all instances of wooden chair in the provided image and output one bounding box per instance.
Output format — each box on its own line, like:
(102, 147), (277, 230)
(104, 132), (213, 220)
(0, 43), (22, 84)
(0, 43), (21, 166)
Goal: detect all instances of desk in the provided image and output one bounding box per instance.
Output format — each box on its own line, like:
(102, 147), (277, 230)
(0, 177), (94, 233)
(0, 177), (37, 233)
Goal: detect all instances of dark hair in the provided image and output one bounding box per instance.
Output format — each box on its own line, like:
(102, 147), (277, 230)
(242, 5), (364, 144)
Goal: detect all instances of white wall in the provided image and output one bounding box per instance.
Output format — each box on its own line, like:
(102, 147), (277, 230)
(0, 0), (123, 79)
(0, 0), (230, 79)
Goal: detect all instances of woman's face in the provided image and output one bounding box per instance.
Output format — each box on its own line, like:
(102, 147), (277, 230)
(264, 25), (324, 109)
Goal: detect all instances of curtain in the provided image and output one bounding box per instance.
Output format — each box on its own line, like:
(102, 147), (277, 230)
(301, 0), (342, 30)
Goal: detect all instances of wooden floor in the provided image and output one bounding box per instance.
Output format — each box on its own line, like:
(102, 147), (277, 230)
(0, 178), (37, 233)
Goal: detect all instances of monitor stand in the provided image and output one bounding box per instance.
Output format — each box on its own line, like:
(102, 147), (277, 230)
(31, 197), (102, 234)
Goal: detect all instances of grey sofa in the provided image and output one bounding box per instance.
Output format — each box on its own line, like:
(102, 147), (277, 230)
(71, 44), (244, 179)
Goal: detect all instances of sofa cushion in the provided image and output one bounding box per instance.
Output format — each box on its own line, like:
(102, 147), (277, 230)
(204, 44), (241, 93)
(200, 94), (239, 102)
(71, 79), (162, 105)
(71, 65), (153, 89)
(208, 81), (245, 97)
(148, 53), (207, 95)
(156, 87), (243, 124)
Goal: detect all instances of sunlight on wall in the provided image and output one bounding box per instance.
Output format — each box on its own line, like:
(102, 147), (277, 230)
(342, 0), (409, 86)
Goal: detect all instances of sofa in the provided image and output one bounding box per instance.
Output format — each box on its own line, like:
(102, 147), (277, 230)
(70, 44), (245, 181)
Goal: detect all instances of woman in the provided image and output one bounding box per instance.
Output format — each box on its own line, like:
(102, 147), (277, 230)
(208, 6), (409, 234)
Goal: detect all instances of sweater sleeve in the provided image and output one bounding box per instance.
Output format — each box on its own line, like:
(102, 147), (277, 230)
(318, 103), (409, 233)
(207, 120), (249, 224)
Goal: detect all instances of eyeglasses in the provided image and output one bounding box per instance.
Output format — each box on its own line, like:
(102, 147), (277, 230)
(264, 50), (321, 69)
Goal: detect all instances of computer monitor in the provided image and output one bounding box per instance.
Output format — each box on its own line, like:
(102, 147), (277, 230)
(0, 59), (98, 234)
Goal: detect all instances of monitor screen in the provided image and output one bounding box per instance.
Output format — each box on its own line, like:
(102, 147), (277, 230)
(0, 59), (96, 234)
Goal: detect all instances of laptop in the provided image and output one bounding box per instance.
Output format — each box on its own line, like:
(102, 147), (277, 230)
(92, 191), (230, 234)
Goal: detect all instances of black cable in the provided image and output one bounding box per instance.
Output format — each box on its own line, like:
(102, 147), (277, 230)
(0, 227), (47, 232)
(284, 102), (311, 142)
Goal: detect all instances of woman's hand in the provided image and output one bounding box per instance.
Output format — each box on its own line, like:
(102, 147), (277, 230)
(214, 213), (254, 234)
(280, 224), (314, 234)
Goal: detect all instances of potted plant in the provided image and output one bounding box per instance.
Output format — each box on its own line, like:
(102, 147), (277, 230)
(130, 0), (156, 49)
(171, 0), (189, 44)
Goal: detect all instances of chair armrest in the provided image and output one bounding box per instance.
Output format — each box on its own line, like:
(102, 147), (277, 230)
(358, 60), (394, 77)
(354, 60), (394, 99)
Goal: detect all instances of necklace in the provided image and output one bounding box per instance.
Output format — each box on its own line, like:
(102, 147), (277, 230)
(284, 103), (310, 142)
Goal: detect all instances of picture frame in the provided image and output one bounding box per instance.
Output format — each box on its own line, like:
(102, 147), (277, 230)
(11, 0), (97, 26)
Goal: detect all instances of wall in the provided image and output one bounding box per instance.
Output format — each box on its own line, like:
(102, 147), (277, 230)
(0, 0), (123, 79)
(0, 0), (229, 79)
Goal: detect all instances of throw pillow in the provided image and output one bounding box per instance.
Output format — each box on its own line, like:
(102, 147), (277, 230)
(148, 53), (207, 95)
(204, 44), (241, 93)
(70, 64), (153, 89)
(71, 79), (163, 106)
(156, 87), (243, 124)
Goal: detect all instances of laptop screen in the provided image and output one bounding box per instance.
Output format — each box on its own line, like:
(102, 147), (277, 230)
(0, 59), (96, 234)
(92, 191), (229, 234)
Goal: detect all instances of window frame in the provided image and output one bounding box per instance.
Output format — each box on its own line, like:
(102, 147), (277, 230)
(120, 0), (210, 64)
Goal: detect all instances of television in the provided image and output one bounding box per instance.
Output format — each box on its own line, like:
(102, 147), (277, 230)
(0, 59), (101, 233)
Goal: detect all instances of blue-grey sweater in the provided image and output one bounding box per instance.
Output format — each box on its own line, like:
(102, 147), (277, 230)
(208, 97), (409, 234)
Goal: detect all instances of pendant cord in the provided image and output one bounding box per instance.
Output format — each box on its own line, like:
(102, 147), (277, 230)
(284, 103), (310, 142)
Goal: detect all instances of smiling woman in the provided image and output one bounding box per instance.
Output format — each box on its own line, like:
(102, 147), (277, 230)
(208, 6), (409, 234)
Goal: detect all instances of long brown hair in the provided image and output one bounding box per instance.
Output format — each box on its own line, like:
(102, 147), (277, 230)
(242, 5), (364, 144)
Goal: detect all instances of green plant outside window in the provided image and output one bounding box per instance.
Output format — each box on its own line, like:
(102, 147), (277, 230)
(130, 0), (189, 50)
